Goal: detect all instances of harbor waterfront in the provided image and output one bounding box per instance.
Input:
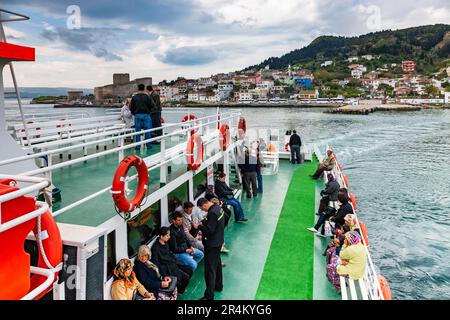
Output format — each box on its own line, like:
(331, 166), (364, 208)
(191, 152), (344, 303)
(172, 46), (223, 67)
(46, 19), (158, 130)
(5, 99), (450, 300)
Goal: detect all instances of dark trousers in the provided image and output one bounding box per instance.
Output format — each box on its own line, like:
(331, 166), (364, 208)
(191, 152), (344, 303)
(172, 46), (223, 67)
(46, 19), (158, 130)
(151, 111), (162, 138)
(312, 162), (325, 179)
(204, 246), (223, 300)
(314, 211), (334, 234)
(319, 197), (329, 214)
(290, 144), (301, 164)
(242, 172), (258, 197)
(170, 263), (192, 294)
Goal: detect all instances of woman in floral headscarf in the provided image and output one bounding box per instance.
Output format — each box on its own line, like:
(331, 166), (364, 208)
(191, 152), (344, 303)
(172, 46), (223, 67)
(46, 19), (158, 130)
(111, 258), (155, 300)
(337, 231), (367, 280)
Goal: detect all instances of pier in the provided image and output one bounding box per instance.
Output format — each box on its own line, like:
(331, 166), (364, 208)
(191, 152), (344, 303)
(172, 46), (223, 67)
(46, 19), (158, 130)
(327, 101), (423, 115)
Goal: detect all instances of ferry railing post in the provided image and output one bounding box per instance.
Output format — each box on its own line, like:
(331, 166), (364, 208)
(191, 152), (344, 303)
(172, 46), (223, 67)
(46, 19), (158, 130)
(118, 135), (124, 163)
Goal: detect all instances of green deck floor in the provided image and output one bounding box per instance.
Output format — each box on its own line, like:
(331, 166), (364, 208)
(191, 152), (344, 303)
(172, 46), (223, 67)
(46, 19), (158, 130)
(179, 161), (298, 300)
(255, 157), (317, 300)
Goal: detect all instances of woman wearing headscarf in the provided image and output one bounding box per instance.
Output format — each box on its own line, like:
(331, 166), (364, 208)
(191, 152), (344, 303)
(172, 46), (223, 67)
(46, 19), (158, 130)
(343, 214), (361, 235)
(111, 258), (155, 300)
(134, 245), (178, 300)
(326, 235), (346, 292)
(337, 231), (367, 280)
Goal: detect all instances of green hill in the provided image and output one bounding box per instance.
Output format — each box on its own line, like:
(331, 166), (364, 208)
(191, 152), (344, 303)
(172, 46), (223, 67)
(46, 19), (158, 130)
(246, 24), (450, 76)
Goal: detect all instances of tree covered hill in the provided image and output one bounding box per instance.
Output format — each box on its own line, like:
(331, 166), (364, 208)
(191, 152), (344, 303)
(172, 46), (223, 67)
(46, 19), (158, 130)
(245, 24), (450, 76)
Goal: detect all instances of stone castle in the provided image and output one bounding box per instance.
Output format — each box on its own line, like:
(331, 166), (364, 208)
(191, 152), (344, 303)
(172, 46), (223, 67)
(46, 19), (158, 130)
(94, 73), (152, 100)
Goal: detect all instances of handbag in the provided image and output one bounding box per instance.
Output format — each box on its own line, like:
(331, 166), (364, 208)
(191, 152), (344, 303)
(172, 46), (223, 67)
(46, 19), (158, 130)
(324, 220), (335, 237)
(158, 276), (177, 295)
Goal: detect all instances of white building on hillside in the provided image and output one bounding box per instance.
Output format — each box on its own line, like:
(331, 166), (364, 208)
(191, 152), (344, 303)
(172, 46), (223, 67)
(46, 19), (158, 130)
(321, 60), (333, 67)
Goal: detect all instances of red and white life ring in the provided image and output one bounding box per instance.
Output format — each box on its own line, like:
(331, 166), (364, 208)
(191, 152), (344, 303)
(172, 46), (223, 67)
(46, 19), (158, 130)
(219, 123), (230, 151)
(30, 211), (63, 300)
(111, 155), (149, 212)
(181, 114), (199, 135)
(186, 133), (204, 171)
(378, 275), (392, 300)
(238, 117), (246, 136)
(349, 192), (357, 213)
(359, 221), (369, 246)
(342, 174), (349, 188)
(285, 143), (290, 152)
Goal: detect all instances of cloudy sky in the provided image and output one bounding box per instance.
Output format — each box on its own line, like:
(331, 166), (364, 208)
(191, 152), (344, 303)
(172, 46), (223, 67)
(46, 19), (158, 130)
(2, 0), (450, 88)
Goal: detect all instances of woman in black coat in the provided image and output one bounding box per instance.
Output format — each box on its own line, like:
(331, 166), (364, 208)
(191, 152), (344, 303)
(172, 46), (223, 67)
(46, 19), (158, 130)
(134, 245), (177, 300)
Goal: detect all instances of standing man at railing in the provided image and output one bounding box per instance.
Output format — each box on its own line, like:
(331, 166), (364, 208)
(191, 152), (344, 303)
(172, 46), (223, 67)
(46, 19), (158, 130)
(289, 130), (302, 164)
(147, 85), (162, 143)
(130, 84), (156, 151)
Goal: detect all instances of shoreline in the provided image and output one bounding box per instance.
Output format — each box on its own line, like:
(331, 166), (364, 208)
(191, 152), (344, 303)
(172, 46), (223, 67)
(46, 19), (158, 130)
(54, 102), (342, 108)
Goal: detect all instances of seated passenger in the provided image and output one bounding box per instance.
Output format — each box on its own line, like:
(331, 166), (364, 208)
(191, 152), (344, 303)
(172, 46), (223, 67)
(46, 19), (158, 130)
(326, 235), (345, 292)
(214, 172), (248, 222)
(337, 231), (367, 280)
(343, 214), (361, 235)
(151, 227), (192, 294)
(318, 173), (340, 214)
(310, 150), (335, 179)
(111, 258), (155, 300)
(134, 245), (177, 300)
(182, 201), (204, 252)
(330, 188), (354, 230)
(308, 188), (354, 236)
(169, 212), (204, 272)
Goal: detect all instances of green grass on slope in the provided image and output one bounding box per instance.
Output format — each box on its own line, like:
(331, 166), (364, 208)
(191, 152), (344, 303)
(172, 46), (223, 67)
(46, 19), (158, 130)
(256, 158), (317, 300)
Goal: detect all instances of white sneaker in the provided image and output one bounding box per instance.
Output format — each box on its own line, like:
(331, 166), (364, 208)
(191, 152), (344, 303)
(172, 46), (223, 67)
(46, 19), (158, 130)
(307, 227), (318, 233)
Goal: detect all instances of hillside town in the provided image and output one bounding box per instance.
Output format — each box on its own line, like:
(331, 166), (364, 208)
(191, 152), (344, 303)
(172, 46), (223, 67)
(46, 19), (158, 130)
(88, 54), (450, 107)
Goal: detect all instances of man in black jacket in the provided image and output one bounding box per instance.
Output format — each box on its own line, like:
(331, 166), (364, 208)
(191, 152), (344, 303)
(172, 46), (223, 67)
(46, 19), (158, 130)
(130, 84), (156, 151)
(169, 212), (204, 272)
(214, 173), (247, 222)
(318, 173), (340, 214)
(289, 130), (302, 164)
(197, 198), (225, 300)
(151, 227), (192, 294)
(330, 188), (354, 229)
(147, 85), (162, 141)
(308, 188), (354, 236)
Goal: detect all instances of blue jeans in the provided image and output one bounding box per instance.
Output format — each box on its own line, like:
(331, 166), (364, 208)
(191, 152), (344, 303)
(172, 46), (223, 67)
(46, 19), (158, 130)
(290, 145), (301, 164)
(175, 249), (204, 272)
(224, 198), (244, 221)
(257, 172), (263, 193)
(134, 114), (152, 150)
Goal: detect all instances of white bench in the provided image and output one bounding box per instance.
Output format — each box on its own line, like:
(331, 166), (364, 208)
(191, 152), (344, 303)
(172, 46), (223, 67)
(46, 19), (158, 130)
(339, 276), (369, 300)
(10, 116), (125, 146)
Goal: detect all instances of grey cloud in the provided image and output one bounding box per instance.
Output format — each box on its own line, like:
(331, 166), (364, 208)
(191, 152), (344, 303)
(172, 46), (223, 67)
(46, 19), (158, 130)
(158, 46), (219, 66)
(41, 26), (123, 61)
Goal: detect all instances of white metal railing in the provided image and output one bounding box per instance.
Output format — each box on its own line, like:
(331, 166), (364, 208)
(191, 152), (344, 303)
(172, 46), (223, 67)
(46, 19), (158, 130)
(317, 145), (384, 300)
(0, 112), (237, 170)
(1, 111), (240, 221)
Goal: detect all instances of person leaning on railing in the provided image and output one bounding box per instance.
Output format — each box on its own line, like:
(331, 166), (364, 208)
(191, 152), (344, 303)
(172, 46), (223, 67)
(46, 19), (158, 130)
(310, 149), (335, 179)
(111, 258), (155, 300)
(130, 83), (156, 151)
